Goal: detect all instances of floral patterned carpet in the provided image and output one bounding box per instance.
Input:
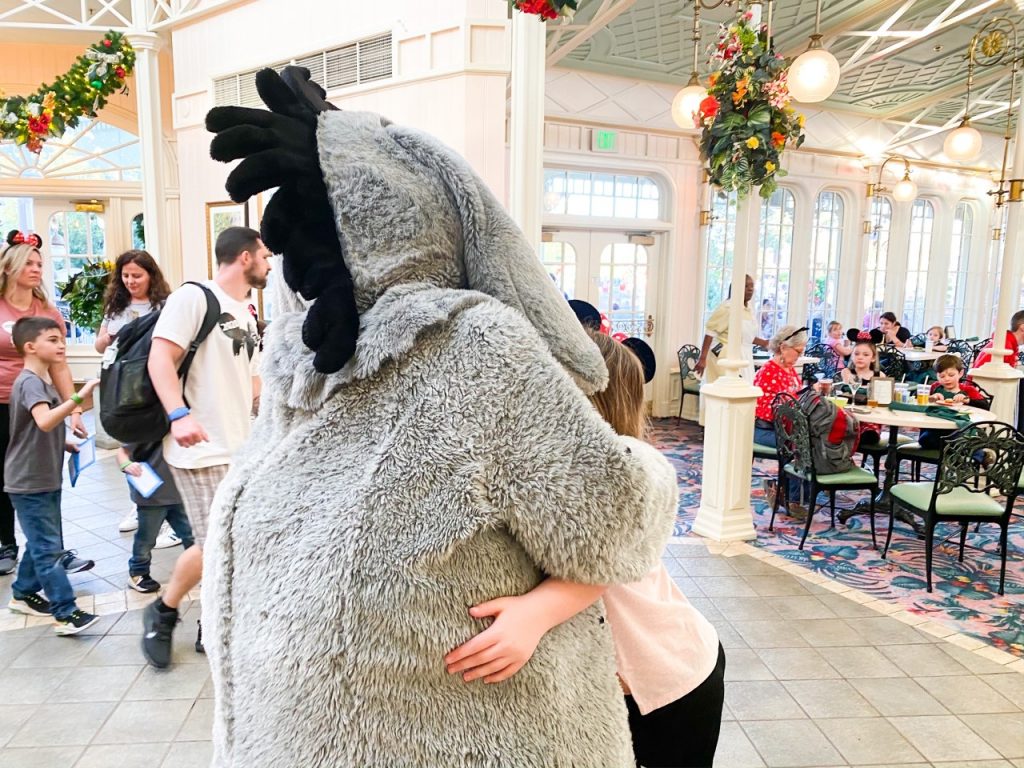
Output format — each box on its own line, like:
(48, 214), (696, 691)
(649, 418), (1024, 659)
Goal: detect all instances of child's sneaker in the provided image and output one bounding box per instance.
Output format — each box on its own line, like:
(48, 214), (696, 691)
(54, 609), (100, 636)
(8, 592), (52, 617)
(128, 574), (161, 593)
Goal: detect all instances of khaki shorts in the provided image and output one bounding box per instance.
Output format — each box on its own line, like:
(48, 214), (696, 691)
(167, 464), (229, 547)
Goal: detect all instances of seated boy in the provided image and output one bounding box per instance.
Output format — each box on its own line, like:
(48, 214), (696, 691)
(919, 354), (989, 450)
(5, 317), (100, 635)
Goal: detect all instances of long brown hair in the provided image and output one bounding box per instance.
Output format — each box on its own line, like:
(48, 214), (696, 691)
(102, 250), (171, 319)
(587, 330), (647, 439)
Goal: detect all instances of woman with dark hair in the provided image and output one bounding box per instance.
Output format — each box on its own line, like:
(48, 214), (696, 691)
(877, 311), (911, 347)
(94, 250), (175, 538)
(94, 249), (171, 354)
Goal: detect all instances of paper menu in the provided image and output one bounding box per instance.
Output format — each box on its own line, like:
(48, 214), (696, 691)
(126, 462), (165, 499)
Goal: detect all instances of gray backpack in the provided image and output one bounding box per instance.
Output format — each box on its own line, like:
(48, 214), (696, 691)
(797, 387), (859, 474)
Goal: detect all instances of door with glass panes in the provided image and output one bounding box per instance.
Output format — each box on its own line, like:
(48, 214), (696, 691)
(540, 231), (659, 347)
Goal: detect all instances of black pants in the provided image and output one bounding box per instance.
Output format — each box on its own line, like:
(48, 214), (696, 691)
(0, 404), (15, 547)
(625, 643), (726, 768)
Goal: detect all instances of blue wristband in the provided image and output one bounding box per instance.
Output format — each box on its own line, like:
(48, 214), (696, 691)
(168, 407), (190, 422)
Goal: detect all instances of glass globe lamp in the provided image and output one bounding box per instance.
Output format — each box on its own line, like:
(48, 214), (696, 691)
(672, 77), (707, 131)
(892, 173), (918, 202)
(943, 119), (983, 163)
(789, 38), (841, 103)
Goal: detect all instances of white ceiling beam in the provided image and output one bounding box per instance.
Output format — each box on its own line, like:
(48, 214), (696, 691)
(546, 0), (639, 67)
(880, 68), (1009, 120)
(886, 98), (1018, 152)
(886, 76), (1009, 146)
(843, 0), (1001, 74)
(779, 0), (913, 58)
(840, 0), (917, 71)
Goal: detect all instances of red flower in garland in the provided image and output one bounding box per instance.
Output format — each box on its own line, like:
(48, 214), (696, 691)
(699, 95), (720, 121)
(516, 0), (558, 19)
(27, 113), (51, 135)
(771, 130), (786, 148)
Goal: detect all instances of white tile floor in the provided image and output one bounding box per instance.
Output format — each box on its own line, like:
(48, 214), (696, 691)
(0, 453), (1022, 767)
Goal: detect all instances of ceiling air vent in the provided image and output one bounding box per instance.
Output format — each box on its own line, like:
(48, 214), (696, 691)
(213, 33), (393, 107)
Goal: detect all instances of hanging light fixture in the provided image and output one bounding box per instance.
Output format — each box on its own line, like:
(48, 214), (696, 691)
(789, 0), (841, 103)
(866, 156), (918, 203)
(943, 38), (984, 163)
(671, 1), (707, 130)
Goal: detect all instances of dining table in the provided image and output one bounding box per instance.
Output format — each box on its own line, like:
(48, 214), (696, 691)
(840, 403), (992, 531)
(902, 349), (944, 363)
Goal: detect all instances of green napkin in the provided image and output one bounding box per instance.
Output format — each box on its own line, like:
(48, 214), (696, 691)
(888, 401), (972, 429)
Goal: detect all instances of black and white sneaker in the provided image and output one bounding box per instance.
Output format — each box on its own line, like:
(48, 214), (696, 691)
(60, 551), (95, 574)
(54, 610), (100, 636)
(128, 574), (161, 593)
(8, 592), (52, 617)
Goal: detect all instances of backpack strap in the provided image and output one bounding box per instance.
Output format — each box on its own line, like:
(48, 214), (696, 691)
(177, 281), (222, 396)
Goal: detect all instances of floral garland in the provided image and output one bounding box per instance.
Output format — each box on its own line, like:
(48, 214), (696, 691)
(508, 0), (578, 21)
(0, 31), (136, 153)
(696, 13), (805, 200)
(59, 260), (114, 332)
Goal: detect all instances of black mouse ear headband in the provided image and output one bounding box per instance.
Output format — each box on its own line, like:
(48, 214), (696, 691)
(847, 328), (883, 344)
(568, 299), (656, 383)
(5, 230), (42, 250)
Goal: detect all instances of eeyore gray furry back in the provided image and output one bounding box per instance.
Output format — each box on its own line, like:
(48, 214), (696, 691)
(206, 66), (607, 393)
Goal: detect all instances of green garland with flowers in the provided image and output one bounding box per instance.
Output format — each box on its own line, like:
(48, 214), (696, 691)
(696, 12), (805, 200)
(508, 0), (578, 21)
(0, 31), (135, 154)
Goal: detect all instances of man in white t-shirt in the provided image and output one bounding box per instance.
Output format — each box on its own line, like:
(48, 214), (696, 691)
(141, 226), (270, 669)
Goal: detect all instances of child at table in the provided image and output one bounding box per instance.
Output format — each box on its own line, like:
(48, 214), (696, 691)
(925, 326), (948, 352)
(824, 321), (853, 362)
(840, 329), (883, 446)
(918, 354), (990, 449)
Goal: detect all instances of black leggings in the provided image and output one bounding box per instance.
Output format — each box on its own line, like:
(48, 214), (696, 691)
(0, 404), (14, 547)
(625, 643), (726, 768)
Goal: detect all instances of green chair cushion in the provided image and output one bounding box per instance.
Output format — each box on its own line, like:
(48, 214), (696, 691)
(785, 463), (877, 486)
(753, 443), (778, 458)
(896, 442), (941, 462)
(891, 481), (1004, 516)
(683, 379), (701, 394)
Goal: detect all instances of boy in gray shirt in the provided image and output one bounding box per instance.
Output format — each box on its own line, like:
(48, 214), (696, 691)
(5, 317), (100, 635)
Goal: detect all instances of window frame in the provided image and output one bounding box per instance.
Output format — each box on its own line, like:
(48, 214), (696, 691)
(703, 189), (739, 328)
(755, 186), (796, 340)
(947, 200), (974, 330)
(808, 189), (845, 341)
(903, 198), (935, 332)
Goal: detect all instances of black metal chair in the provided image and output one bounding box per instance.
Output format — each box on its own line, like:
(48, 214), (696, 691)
(909, 333), (926, 348)
(802, 342), (825, 384)
(754, 392), (796, 515)
(971, 338), (993, 367)
(883, 421), (1024, 595)
(878, 345), (907, 381)
(676, 344), (701, 421)
(773, 399), (881, 549)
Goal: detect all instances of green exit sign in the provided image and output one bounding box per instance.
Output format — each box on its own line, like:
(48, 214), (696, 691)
(593, 129), (618, 152)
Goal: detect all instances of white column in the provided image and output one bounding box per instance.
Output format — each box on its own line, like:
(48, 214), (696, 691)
(126, 10), (170, 269)
(508, 12), (546, 250)
(693, 196), (760, 541)
(971, 67), (1024, 424)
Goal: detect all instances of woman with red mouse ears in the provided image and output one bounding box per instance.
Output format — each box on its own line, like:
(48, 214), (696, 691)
(446, 299), (724, 768)
(0, 230), (89, 577)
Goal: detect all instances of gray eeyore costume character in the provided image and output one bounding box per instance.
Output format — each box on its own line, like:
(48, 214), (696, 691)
(202, 67), (678, 767)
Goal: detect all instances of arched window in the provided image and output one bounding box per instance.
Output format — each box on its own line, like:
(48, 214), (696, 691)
(903, 199), (934, 331)
(863, 196), (892, 330)
(0, 197), (33, 235)
(540, 241), (577, 299)
(49, 211), (105, 344)
(755, 187), (795, 339)
(809, 190), (844, 340)
(542, 169), (661, 219)
(703, 190), (738, 327)
(131, 213), (145, 250)
(0, 120), (140, 181)
(946, 201), (973, 329)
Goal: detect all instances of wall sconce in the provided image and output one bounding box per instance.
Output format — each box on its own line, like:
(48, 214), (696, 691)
(699, 210), (713, 226)
(862, 220), (873, 235)
(867, 156), (917, 203)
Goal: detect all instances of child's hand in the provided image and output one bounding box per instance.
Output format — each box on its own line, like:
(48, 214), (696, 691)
(444, 596), (549, 684)
(929, 393), (944, 403)
(952, 393), (968, 404)
(79, 378), (100, 397)
(64, 441), (79, 454)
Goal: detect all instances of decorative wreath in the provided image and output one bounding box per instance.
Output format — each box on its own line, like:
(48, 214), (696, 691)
(0, 31), (136, 153)
(508, 0), (579, 21)
(696, 12), (805, 200)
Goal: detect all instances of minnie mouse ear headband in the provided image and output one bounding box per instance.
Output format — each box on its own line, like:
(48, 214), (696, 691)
(569, 299), (656, 383)
(5, 230), (42, 250)
(846, 328), (883, 344)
